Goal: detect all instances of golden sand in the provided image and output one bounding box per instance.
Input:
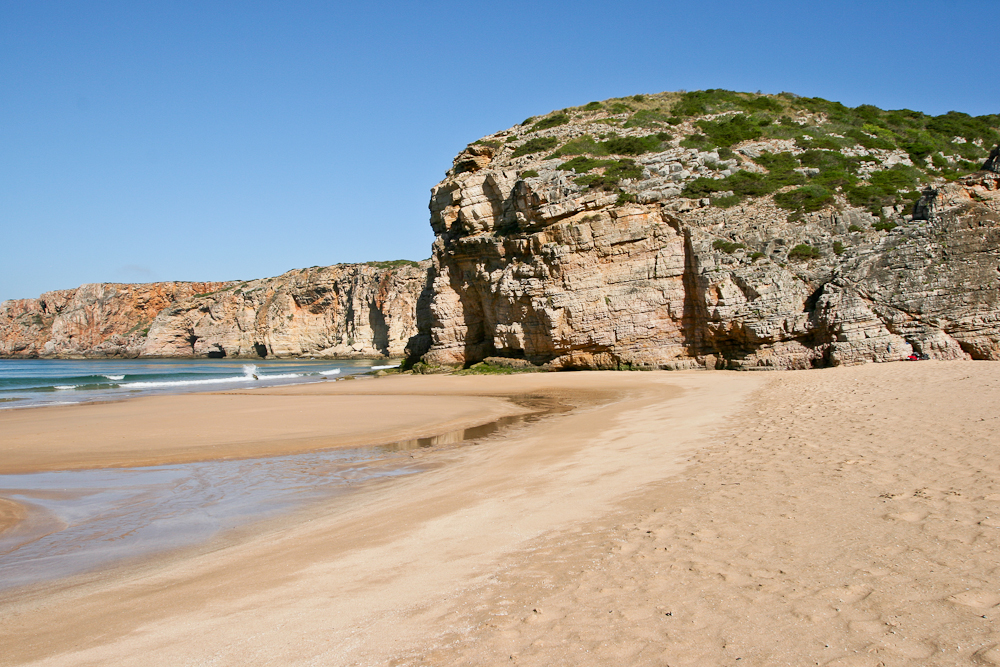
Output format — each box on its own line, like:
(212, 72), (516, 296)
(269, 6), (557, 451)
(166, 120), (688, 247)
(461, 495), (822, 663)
(2, 363), (999, 666)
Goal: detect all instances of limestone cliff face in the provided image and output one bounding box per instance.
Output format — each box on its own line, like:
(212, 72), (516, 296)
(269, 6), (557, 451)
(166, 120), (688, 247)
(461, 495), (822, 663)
(421, 92), (1000, 369)
(1, 263), (429, 359)
(142, 263), (430, 359)
(0, 282), (232, 358)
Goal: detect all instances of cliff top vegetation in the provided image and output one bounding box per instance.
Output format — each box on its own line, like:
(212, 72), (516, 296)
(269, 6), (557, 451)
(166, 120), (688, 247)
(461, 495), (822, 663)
(466, 90), (998, 218)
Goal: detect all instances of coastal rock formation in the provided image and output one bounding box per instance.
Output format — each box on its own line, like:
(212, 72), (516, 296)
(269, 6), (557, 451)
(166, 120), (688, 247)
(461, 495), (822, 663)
(142, 263), (430, 359)
(0, 282), (231, 358)
(0, 262), (430, 359)
(420, 91), (1000, 369)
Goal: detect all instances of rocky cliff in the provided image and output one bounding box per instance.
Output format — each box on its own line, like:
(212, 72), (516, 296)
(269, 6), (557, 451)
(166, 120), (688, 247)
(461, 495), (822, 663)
(419, 91), (1000, 369)
(1, 262), (430, 359)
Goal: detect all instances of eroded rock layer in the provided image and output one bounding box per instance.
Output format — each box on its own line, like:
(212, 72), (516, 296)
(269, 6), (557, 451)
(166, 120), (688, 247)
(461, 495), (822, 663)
(421, 92), (1000, 369)
(1, 263), (430, 359)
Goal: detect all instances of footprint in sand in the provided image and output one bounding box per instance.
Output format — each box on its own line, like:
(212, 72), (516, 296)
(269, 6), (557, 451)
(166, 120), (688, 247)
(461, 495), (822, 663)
(885, 511), (928, 523)
(791, 600), (839, 622)
(818, 584), (873, 604)
(823, 655), (881, 667)
(947, 589), (1000, 609)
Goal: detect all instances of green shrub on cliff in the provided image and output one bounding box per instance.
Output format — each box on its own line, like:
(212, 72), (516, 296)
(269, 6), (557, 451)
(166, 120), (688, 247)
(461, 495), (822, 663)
(557, 156), (616, 173)
(549, 135), (609, 158)
(696, 114), (768, 147)
(773, 185), (834, 213)
(712, 239), (746, 253)
(603, 133), (672, 155)
(573, 159), (643, 191)
(512, 136), (559, 158)
(529, 113), (570, 132)
(623, 109), (674, 128)
(845, 164), (922, 213)
(788, 244), (821, 260)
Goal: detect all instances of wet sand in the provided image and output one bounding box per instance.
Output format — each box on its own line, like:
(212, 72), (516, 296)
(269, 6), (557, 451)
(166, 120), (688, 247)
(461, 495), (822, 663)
(2, 363), (999, 666)
(0, 380), (534, 474)
(0, 498), (25, 536)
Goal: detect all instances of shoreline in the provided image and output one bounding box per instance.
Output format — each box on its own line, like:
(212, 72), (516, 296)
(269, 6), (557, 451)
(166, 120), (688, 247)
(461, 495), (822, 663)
(0, 376), (542, 475)
(2, 362), (998, 665)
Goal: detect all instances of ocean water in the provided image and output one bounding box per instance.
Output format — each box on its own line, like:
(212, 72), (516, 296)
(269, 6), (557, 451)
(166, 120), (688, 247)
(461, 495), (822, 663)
(0, 358), (400, 409)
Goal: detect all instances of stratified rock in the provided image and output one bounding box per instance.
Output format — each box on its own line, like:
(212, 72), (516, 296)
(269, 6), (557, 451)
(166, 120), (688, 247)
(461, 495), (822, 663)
(142, 263), (429, 359)
(0, 262), (430, 359)
(419, 94), (1000, 370)
(0, 282), (231, 358)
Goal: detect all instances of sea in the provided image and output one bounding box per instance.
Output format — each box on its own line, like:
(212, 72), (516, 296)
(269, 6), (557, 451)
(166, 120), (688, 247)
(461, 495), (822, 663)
(0, 356), (412, 590)
(0, 357), (400, 410)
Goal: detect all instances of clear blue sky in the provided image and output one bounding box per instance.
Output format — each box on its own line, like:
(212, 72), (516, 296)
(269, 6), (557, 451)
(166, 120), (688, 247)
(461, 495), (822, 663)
(2, 0), (997, 302)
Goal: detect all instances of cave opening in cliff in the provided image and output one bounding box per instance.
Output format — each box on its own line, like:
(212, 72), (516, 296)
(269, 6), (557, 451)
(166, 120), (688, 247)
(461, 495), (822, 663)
(253, 343), (268, 358)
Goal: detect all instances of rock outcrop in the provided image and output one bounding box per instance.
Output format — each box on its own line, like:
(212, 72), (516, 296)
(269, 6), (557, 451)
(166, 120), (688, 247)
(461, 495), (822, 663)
(420, 91), (1000, 369)
(1, 262), (430, 359)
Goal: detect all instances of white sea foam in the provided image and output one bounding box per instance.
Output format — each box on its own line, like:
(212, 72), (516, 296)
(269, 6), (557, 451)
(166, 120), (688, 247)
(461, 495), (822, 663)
(320, 369), (342, 376)
(120, 372), (306, 390)
(102, 374), (125, 381)
(54, 385), (77, 390)
(370, 364), (399, 371)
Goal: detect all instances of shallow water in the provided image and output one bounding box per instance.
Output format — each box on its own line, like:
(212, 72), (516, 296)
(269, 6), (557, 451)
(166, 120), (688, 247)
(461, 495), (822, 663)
(0, 396), (565, 592)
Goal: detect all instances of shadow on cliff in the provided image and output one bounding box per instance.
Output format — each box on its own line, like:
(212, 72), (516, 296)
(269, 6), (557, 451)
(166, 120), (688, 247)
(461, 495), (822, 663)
(403, 266), (436, 365)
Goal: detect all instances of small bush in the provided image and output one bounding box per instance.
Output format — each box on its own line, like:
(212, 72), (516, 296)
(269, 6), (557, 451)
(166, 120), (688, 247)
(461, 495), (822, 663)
(696, 114), (766, 147)
(739, 96), (783, 113)
(845, 164), (921, 213)
(788, 244), (821, 260)
(505, 135), (519, 143)
(833, 241), (845, 255)
(557, 156), (615, 173)
(520, 169), (539, 178)
(795, 135), (843, 150)
(608, 102), (633, 114)
(671, 89), (743, 117)
(549, 135), (609, 158)
(750, 252), (765, 261)
(624, 109), (674, 128)
(874, 220), (898, 231)
(712, 239), (746, 253)
(712, 194), (742, 208)
(616, 192), (638, 205)
(573, 159), (643, 191)
(848, 224), (863, 232)
(530, 114), (570, 132)
(512, 136), (559, 158)
(680, 133), (715, 150)
(583, 101), (603, 111)
(603, 134), (668, 155)
(773, 185), (834, 213)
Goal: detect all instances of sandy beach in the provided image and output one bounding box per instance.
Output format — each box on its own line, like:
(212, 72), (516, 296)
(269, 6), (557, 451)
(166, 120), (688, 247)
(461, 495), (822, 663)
(1, 362), (999, 666)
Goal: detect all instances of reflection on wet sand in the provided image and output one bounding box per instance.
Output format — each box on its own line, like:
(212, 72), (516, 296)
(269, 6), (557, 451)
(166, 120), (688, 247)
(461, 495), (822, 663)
(0, 395), (567, 593)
